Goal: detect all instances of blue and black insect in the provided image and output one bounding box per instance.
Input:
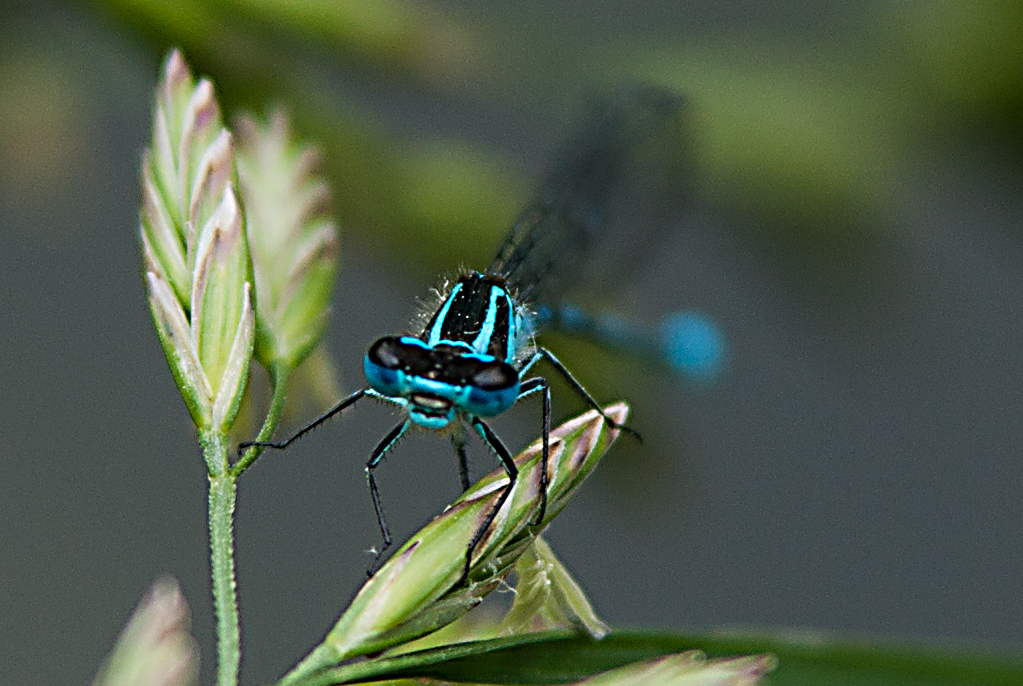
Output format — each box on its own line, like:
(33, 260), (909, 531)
(241, 86), (718, 583)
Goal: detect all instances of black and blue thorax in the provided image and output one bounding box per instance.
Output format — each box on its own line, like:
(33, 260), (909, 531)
(363, 272), (535, 430)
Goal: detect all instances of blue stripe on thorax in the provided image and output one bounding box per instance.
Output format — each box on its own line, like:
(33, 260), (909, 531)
(426, 281), (462, 346)
(469, 286), (501, 359)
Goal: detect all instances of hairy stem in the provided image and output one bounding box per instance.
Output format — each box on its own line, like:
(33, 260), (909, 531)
(202, 430), (241, 686)
(233, 363), (289, 476)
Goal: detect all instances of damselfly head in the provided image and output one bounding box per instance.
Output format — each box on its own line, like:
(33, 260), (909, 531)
(363, 335), (522, 429)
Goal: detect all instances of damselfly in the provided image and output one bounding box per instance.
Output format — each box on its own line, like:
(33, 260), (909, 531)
(241, 86), (704, 583)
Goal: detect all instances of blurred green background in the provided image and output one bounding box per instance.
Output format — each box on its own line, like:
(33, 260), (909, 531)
(1, 0), (1021, 684)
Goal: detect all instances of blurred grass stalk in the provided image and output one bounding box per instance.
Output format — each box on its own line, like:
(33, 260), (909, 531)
(638, 49), (899, 244)
(96, 0), (477, 80)
(96, 0), (1022, 276)
(622, 2), (1021, 249)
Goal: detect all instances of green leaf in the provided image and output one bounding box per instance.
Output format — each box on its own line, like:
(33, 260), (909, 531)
(572, 651), (773, 686)
(287, 629), (1023, 686)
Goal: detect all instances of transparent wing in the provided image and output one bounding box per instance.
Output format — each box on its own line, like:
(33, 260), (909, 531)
(488, 85), (689, 303)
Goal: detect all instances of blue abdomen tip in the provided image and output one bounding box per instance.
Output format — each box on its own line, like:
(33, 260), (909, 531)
(660, 311), (725, 382)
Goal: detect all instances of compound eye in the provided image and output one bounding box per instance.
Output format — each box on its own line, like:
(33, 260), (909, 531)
(471, 362), (518, 390)
(367, 337), (403, 369)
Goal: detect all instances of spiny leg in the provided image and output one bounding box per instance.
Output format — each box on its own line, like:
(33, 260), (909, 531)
(464, 417), (518, 585)
(527, 347), (642, 442)
(238, 388), (369, 457)
(518, 376), (551, 526)
(450, 428), (471, 492)
(365, 420), (410, 577)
